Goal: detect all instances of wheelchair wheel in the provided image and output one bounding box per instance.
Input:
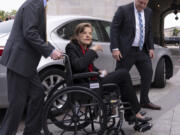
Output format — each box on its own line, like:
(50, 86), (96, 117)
(43, 86), (107, 135)
(45, 80), (68, 117)
(107, 118), (116, 129)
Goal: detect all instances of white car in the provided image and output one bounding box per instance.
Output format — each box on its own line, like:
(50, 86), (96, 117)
(0, 15), (174, 108)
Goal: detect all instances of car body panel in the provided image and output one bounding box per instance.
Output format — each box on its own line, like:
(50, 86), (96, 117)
(0, 65), (8, 108)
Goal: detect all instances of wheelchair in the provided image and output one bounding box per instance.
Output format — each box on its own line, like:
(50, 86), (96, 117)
(42, 54), (152, 135)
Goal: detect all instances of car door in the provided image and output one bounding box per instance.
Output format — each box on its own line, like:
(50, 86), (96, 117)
(51, 19), (102, 52)
(0, 63), (7, 108)
(0, 21), (13, 108)
(52, 19), (115, 72)
(94, 20), (115, 72)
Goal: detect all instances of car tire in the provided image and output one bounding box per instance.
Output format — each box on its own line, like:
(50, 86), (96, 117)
(152, 58), (166, 88)
(0, 109), (6, 123)
(39, 68), (65, 96)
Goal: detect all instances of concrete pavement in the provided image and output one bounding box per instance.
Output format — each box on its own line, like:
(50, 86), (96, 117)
(123, 69), (180, 135)
(16, 69), (180, 135)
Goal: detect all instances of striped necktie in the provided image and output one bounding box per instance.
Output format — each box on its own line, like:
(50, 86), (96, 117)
(138, 12), (144, 51)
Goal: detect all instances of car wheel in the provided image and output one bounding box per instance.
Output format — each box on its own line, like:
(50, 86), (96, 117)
(39, 68), (65, 96)
(0, 109), (6, 124)
(152, 58), (166, 88)
(40, 68), (69, 127)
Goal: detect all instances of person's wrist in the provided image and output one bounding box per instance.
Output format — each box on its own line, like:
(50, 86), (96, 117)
(50, 49), (55, 57)
(112, 48), (119, 52)
(90, 47), (96, 51)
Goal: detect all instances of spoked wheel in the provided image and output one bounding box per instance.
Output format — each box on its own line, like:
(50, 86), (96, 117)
(40, 68), (65, 98)
(105, 104), (116, 129)
(107, 118), (116, 129)
(43, 86), (107, 135)
(44, 80), (68, 120)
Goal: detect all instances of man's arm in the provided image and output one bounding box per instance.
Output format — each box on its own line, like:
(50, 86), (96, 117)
(147, 9), (154, 59)
(148, 9), (154, 50)
(110, 7), (124, 61)
(22, 4), (54, 58)
(110, 7), (123, 51)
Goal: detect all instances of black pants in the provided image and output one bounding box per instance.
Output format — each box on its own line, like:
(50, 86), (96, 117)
(0, 69), (45, 135)
(116, 47), (153, 104)
(101, 69), (140, 114)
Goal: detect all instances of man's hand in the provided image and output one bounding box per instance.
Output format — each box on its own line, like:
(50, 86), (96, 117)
(50, 50), (63, 60)
(149, 49), (154, 59)
(112, 50), (122, 61)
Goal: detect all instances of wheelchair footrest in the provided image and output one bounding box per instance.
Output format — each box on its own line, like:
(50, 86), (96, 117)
(134, 122), (153, 132)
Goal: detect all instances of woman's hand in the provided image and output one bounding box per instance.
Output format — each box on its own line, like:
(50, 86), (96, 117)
(99, 69), (108, 77)
(90, 45), (103, 52)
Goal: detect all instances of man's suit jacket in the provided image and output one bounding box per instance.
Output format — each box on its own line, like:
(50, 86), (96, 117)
(0, 0), (54, 77)
(110, 2), (154, 58)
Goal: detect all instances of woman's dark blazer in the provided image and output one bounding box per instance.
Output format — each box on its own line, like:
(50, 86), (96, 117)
(65, 41), (99, 83)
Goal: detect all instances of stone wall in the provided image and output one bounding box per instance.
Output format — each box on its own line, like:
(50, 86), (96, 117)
(47, 0), (133, 20)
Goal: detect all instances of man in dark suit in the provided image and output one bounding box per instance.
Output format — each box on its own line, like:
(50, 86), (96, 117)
(110, 0), (161, 110)
(0, 0), (62, 135)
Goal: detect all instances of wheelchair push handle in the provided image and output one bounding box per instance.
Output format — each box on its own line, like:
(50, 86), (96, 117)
(62, 53), (71, 67)
(62, 53), (69, 60)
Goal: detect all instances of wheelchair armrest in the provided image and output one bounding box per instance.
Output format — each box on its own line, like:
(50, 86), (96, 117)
(72, 72), (100, 80)
(102, 83), (119, 88)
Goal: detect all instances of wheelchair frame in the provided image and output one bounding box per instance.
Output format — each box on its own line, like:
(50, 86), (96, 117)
(42, 54), (152, 135)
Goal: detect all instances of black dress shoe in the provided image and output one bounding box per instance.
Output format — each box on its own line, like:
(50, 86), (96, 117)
(141, 102), (161, 110)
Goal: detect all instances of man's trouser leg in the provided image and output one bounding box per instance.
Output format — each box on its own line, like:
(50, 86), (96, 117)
(135, 52), (153, 104)
(23, 73), (45, 135)
(0, 69), (28, 135)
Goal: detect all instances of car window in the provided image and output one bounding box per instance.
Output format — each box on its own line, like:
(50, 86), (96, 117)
(56, 20), (102, 42)
(99, 21), (111, 42)
(0, 20), (14, 34)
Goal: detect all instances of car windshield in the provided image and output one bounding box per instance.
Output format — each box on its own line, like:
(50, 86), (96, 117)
(0, 20), (14, 34)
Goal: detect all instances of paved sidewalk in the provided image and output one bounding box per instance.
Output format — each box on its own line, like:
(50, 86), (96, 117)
(16, 104), (180, 135)
(17, 70), (180, 135)
(17, 96), (180, 135)
(122, 103), (180, 135)
(123, 70), (180, 135)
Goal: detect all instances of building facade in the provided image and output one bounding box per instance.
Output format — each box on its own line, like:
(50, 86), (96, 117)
(47, 0), (133, 20)
(164, 27), (180, 37)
